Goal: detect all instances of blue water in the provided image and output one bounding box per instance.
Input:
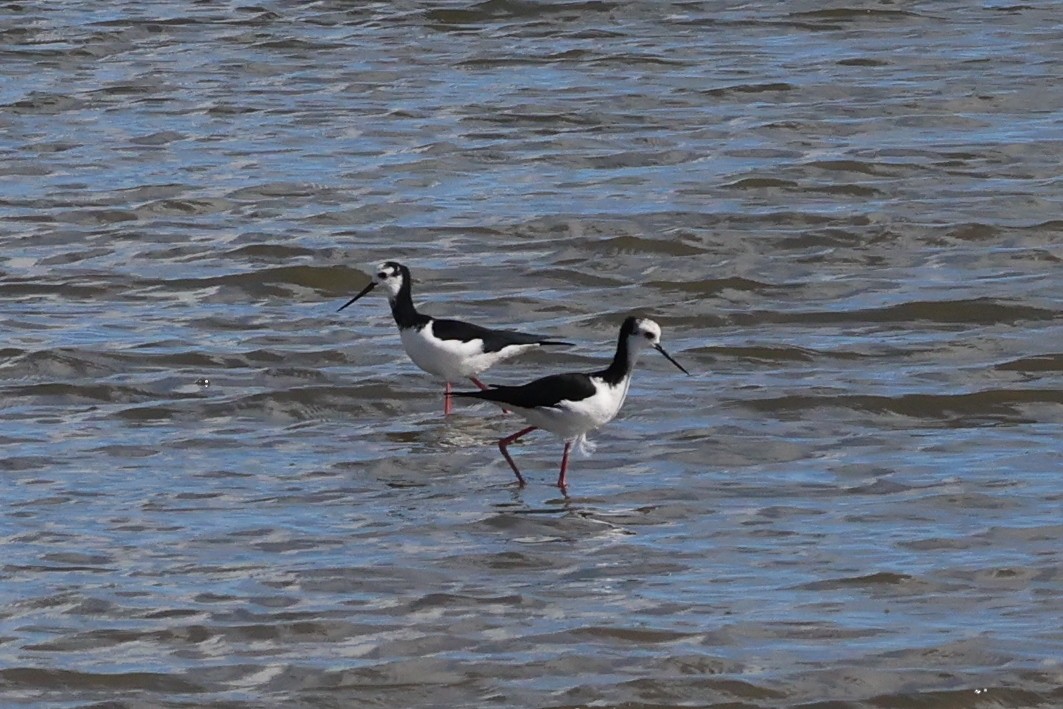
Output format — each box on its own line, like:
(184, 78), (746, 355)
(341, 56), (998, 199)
(2, 1), (1062, 707)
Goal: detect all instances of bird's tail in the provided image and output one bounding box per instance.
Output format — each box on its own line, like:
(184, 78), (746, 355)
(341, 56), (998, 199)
(538, 339), (574, 347)
(574, 433), (597, 457)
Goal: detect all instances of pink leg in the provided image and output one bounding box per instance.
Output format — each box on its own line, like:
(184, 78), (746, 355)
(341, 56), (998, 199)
(498, 426), (537, 486)
(470, 376), (509, 414)
(557, 441), (572, 490)
(444, 382), (452, 415)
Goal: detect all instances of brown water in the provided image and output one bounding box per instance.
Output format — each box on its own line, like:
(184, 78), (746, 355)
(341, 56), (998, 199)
(2, 1), (1062, 707)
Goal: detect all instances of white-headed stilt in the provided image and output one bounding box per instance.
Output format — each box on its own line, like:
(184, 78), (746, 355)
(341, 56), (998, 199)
(338, 261), (572, 415)
(454, 316), (688, 489)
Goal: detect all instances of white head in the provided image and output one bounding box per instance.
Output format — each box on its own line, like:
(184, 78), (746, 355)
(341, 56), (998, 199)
(368, 261), (408, 300)
(629, 317), (663, 348)
(623, 316), (688, 374)
(338, 260), (410, 311)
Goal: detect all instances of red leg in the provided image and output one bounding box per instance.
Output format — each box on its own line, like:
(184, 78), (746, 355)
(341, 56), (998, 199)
(498, 426), (537, 486)
(444, 382), (452, 415)
(557, 441), (572, 490)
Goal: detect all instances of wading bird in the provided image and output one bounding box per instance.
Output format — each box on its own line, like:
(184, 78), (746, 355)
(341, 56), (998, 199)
(338, 261), (572, 415)
(455, 316), (688, 489)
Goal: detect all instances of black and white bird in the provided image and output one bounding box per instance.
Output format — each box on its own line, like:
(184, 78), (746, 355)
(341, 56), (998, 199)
(337, 261), (572, 415)
(454, 316), (689, 489)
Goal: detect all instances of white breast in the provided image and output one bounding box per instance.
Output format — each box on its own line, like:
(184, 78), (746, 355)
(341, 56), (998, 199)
(513, 375), (631, 441)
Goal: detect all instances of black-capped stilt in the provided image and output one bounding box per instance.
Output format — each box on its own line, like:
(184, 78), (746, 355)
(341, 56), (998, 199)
(338, 261), (571, 415)
(455, 316), (689, 489)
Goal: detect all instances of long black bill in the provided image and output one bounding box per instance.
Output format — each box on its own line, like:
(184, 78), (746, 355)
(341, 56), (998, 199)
(654, 344), (690, 375)
(337, 281), (376, 312)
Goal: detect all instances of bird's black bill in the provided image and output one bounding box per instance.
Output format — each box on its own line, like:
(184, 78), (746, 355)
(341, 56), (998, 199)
(337, 281), (376, 312)
(654, 344), (690, 375)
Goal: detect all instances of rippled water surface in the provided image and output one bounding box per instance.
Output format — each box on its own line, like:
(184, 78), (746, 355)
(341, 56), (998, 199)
(2, 1), (1062, 707)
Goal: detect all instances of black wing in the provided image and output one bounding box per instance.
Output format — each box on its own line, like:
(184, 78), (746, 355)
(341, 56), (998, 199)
(431, 318), (572, 353)
(453, 372), (596, 409)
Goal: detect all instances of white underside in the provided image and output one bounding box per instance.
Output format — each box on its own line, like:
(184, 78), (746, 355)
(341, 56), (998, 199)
(399, 322), (537, 381)
(501, 375), (632, 441)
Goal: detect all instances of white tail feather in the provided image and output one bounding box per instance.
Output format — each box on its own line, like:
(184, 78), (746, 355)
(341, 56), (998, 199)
(574, 434), (597, 457)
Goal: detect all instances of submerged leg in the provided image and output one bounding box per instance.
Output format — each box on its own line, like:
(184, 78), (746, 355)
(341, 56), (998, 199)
(444, 382), (453, 415)
(557, 441), (572, 490)
(498, 426), (537, 486)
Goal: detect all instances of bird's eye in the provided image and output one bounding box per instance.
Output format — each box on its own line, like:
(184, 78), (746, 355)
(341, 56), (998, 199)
(643, 332), (654, 340)
(377, 272), (388, 279)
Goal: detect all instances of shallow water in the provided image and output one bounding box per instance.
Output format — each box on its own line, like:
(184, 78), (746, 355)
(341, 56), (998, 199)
(2, 1), (1062, 707)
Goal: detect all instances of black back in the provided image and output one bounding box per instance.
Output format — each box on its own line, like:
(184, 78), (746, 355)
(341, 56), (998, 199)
(454, 316), (642, 407)
(386, 262), (572, 349)
(454, 372), (597, 409)
(432, 318), (572, 352)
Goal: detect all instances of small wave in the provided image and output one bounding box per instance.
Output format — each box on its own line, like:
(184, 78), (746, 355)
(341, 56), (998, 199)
(194, 383), (410, 421)
(136, 197), (233, 217)
(867, 686), (1052, 708)
(689, 345), (819, 363)
(797, 571), (914, 591)
(0, 348), (120, 380)
(143, 265), (361, 299)
(0, 278), (112, 299)
(744, 388), (1063, 423)
(224, 244), (317, 260)
(4, 382), (174, 405)
(702, 82), (794, 97)
(584, 234), (706, 257)
(994, 354), (1063, 372)
(0, 667), (201, 693)
(789, 8), (922, 21)
(570, 625), (697, 643)
(425, 0), (616, 25)
(644, 276), (779, 294)
(837, 57), (890, 67)
(733, 298), (1057, 326)
(722, 177), (798, 190)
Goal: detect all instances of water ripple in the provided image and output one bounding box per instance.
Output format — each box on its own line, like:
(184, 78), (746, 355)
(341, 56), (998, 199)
(1, 0), (1062, 707)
